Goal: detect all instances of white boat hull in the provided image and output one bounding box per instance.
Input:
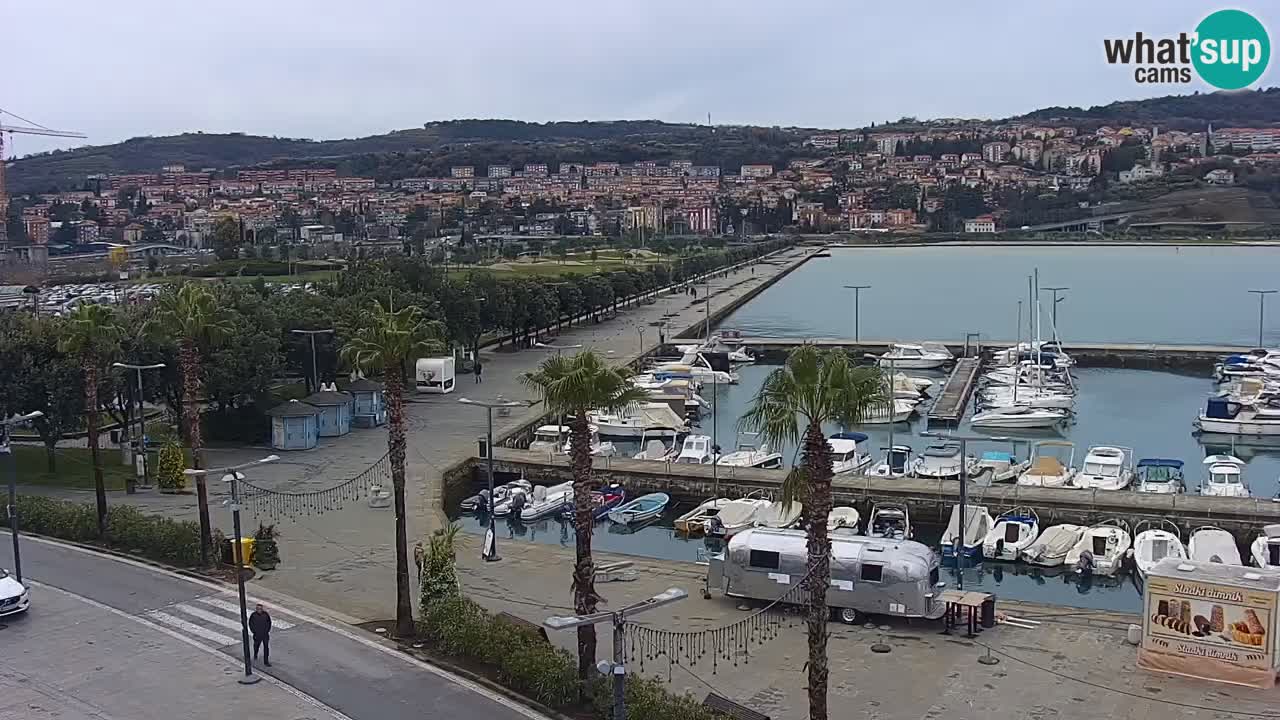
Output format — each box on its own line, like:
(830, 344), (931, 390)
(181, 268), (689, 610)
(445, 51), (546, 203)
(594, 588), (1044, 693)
(879, 358), (947, 370)
(1197, 416), (1280, 436)
(970, 411), (1065, 429)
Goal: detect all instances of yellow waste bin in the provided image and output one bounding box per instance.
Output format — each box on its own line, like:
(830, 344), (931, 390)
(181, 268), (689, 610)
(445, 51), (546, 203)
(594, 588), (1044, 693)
(231, 537), (255, 566)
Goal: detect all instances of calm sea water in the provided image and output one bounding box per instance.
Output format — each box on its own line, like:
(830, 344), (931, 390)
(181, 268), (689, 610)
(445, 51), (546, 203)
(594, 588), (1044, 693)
(723, 245), (1280, 346)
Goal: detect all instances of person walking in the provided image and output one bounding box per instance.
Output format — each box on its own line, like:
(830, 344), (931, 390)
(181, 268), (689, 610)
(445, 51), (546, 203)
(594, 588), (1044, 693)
(249, 604), (272, 667)
(474, 359), (483, 383)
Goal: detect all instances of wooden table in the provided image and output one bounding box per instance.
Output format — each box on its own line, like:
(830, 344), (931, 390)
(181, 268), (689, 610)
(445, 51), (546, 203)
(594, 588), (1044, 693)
(938, 590), (992, 638)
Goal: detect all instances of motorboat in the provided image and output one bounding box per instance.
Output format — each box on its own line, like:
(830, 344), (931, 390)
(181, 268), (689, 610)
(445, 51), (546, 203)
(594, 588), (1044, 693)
(460, 479), (531, 512)
(491, 484), (532, 517)
(978, 387), (1075, 410)
(982, 508), (1040, 561)
(1250, 524), (1280, 568)
(606, 492), (671, 525)
(868, 445), (913, 478)
(677, 337), (755, 364)
(867, 502), (911, 540)
(970, 405), (1068, 429)
(940, 504), (993, 561)
(1188, 526), (1243, 566)
(653, 352), (740, 385)
(1065, 519), (1132, 577)
(632, 427), (678, 460)
(858, 398), (919, 424)
(827, 506), (861, 534)
(588, 484), (627, 521)
(981, 361), (1070, 387)
(828, 432), (873, 475)
(889, 374), (928, 399)
(1200, 454), (1249, 497)
(673, 497), (731, 535)
(1072, 446), (1135, 491)
(1022, 524), (1085, 567)
(1016, 441), (1077, 488)
(528, 425), (568, 454)
(910, 443), (975, 480)
(877, 342), (953, 370)
(520, 482), (574, 521)
(754, 501), (803, 529)
(1131, 520), (1188, 578)
(993, 341), (1075, 370)
(716, 441), (783, 470)
(568, 425), (617, 457)
(1195, 396), (1280, 436)
(674, 434), (717, 465)
(972, 451), (1027, 484)
(706, 498), (772, 539)
(590, 403), (688, 438)
(1135, 458), (1185, 494)
(893, 374), (935, 393)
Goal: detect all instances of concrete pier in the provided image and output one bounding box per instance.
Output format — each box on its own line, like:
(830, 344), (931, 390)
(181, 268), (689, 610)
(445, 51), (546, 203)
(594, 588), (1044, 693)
(468, 448), (1280, 541)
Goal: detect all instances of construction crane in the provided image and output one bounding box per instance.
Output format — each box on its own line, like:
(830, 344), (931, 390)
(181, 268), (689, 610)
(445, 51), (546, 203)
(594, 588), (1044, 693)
(0, 108), (86, 218)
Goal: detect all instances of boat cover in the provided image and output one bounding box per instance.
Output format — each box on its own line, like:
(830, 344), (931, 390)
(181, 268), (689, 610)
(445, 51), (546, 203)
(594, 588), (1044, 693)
(830, 431), (869, 442)
(1137, 458), (1184, 468)
(756, 502), (803, 528)
(1189, 528), (1241, 564)
(944, 505), (989, 546)
(1028, 456), (1065, 476)
(717, 500), (764, 527)
(981, 451), (1013, 462)
(1033, 525), (1082, 555)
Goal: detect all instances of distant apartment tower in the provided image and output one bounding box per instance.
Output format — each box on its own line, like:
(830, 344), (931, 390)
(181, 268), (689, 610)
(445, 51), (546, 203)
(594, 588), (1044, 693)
(450, 166), (475, 178)
(487, 165), (512, 178)
(982, 141), (1011, 163)
(524, 163), (549, 176)
(161, 164), (186, 173)
(963, 215), (997, 233)
(740, 164), (773, 179)
(24, 217), (50, 245)
(1211, 127), (1280, 152)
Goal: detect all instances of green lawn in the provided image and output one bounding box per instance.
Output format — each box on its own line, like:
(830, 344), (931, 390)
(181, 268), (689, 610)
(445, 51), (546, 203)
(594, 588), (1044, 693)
(9, 445), (133, 491)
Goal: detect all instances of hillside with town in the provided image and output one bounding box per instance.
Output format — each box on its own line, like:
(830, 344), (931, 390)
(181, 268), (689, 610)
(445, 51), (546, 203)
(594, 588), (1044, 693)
(3, 89), (1280, 272)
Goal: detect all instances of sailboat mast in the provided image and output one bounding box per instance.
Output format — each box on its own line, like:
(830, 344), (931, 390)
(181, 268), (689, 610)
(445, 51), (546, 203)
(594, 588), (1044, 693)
(1034, 268), (1043, 389)
(887, 356), (895, 459)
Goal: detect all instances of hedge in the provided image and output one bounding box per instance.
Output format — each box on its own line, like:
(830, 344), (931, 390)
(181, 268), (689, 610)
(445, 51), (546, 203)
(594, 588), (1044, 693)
(4, 495), (210, 567)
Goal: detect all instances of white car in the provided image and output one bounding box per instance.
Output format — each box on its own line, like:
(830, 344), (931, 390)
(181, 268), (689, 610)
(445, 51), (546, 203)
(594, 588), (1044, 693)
(0, 568), (29, 617)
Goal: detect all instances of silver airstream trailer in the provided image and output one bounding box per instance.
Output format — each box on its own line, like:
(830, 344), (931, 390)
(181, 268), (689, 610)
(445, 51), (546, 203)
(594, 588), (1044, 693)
(707, 528), (944, 623)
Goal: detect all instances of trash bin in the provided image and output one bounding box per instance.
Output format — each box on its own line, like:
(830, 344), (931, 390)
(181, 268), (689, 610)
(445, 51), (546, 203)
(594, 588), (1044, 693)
(980, 594), (997, 629)
(222, 537), (256, 566)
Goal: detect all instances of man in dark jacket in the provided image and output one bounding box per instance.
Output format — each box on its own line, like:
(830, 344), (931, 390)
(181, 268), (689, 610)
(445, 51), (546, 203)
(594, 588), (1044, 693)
(249, 604), (272, 666)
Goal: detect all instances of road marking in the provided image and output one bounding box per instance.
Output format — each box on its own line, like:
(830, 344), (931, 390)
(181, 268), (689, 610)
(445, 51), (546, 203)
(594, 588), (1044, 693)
(29, 581), (353, 720)
(171, 602), (250, 633)
(144, 609), (239, 647)
(193, 596), (295, 629)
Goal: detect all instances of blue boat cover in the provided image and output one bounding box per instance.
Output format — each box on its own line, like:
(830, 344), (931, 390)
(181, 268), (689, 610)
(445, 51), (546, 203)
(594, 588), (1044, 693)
(1137, 458), (1184, 468)
(830, 431), (869, 442)
(1224, 355), (1253, 365)
(981, 451), (1013, 462)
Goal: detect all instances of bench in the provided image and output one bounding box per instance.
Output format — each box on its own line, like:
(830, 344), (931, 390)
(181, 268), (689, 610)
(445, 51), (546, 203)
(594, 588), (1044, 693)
(703, 693), (769, 720)
(496, 611), (549, 643)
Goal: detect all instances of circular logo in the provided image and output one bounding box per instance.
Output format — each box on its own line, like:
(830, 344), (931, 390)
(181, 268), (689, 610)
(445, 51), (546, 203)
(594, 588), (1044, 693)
(1193, 9), (1270, 90)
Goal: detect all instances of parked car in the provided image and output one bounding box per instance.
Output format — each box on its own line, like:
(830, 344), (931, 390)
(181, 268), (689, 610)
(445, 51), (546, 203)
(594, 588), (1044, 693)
(0, 568), (29, 617)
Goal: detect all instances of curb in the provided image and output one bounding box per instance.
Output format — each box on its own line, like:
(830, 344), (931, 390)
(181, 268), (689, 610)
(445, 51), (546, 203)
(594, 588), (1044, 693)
(2, 529), (227, 584)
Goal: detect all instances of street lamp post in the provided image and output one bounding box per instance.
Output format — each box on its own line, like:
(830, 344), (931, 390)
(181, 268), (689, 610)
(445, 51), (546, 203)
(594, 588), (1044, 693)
(2, 411), (44, 582)
(183, 454), (279, 684)
(112, 362), (165, 492)
(1040, 286), (1068, 332)
(920, 431), (1010, 590)
(290, 329), (335, 392)
(545, 588), (689, 720)
(843, 285), (871, 343)
(458, 397), (528, 562)
(1248, 290), (1277, 348)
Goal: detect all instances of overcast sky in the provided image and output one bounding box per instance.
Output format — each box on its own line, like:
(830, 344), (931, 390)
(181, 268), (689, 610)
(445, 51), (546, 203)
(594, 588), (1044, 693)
(6, 0), (1274, 156)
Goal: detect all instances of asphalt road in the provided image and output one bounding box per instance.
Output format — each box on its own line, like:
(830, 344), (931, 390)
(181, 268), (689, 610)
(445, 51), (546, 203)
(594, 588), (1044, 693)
(0, 533), (547, 720)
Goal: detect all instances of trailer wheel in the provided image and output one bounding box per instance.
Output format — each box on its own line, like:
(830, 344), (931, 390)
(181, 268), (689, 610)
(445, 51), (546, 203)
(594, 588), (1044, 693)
(835, 607), (861, 625)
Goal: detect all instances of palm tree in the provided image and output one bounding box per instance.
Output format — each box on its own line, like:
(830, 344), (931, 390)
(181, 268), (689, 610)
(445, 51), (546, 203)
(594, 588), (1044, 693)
(144, 283), (235, 565)
(341, 300), (443, 638)
(520, 351), (648, 683)
(57, 304), (124, 537)
(738, 345), (886, 720)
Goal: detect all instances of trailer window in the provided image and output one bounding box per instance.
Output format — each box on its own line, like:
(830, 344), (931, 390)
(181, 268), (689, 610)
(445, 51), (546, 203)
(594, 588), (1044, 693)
(860, 563), (883, 582)
(749, 550), (780, 570)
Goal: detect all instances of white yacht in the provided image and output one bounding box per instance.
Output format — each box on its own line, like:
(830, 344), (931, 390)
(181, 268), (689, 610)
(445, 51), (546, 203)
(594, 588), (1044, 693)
(1016, 441), (1077, 488)
(993, 341), (1075, 370)
(632, 427), (678, 460)
(868, 445), (913, 478)
(1131, 521), (1188, 578)
(1187, 526), (1242, 566)
(1065, 520), (1132, 577)
(859, 398), (919, 424)
(978, 387), (1075, 410)
(673, 434), (717, 465)
(589, 403), (688, 438)
(676, 337), (755, 364)
(982, 508), (1040, 561)
(1022, 524), (1085, 567)
(828, 433), (873, 475)
(1135, 458), (1185, 494)
(1072, 446), (1134, 491)
(716, 442), (783, 470)
(1200, 454), (1249, 497)
(910, 442), (975, 480)
(826, 507), (860, 534)
(867, 502), (911, 540)
(528, 425), (567, 454)
(1250, 524), (1280, 569)
(970, 405), (1068, 429)
(877, 342), (953, 370)
(972, 451), (1027, 483)
(1195, 396), (1280, 436)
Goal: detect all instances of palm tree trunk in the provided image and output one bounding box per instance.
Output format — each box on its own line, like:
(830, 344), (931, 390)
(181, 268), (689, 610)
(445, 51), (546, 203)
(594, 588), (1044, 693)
(385, 367), (414, 638)
(568, 409), (599, 684)
(180, 341), (213, 565)
(85, 363), (107, 537)
(800, 421), (834, 720)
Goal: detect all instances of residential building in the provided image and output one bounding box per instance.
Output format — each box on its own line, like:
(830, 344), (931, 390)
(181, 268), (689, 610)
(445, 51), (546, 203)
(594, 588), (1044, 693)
(24, 217), (50, 245)
(963, 215), (997, 233)
(740, 164), (774, 179)
(982, 141), (1011, 163)
(524, 163), (549, 176)
(1118, 164), (1164, 184)
(1211, 127), (1280, 152)
(76, 221), (100, 243)
(487, 165), (512, 178)
(450, 166), (475, 179)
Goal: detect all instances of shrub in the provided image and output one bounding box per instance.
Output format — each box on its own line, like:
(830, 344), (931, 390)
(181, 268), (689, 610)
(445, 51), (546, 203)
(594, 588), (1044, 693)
(253, 523), (280, 569)
(4, 496), (208, 567)
(156, 440), (185, 491)
(590, 676), (719, 720)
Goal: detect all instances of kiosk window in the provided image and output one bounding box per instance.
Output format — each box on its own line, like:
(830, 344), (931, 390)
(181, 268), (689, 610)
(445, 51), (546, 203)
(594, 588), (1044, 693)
(749, 550), (780, 570)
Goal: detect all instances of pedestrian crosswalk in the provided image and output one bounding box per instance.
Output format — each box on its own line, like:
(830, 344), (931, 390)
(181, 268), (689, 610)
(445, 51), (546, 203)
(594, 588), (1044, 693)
(143, 593), (297, 649)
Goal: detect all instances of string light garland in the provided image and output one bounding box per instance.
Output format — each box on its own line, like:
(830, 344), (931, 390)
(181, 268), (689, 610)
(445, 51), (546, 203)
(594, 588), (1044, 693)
(240, 452), (390, 519)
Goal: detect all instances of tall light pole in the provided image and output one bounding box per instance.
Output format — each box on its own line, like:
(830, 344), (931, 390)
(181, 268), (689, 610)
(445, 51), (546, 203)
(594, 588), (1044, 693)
(1040, 286), (1068, 333)
(183, 454), (279, 684)
(920, 431), (1009, 590)
(290, 329), (334, 392)
(843, 285), (871, 343)
(458, 397), (528, 562)
(1248, 290), (1277, 348)
(112, 361), (165, 492)
(545, 588), (688, 720)
(2, 411), (44, 582)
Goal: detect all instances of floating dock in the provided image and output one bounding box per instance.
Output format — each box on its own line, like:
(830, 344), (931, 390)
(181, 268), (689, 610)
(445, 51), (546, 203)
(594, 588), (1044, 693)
(461, 448), (1280, 542)
(927, 357), (981, 425)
